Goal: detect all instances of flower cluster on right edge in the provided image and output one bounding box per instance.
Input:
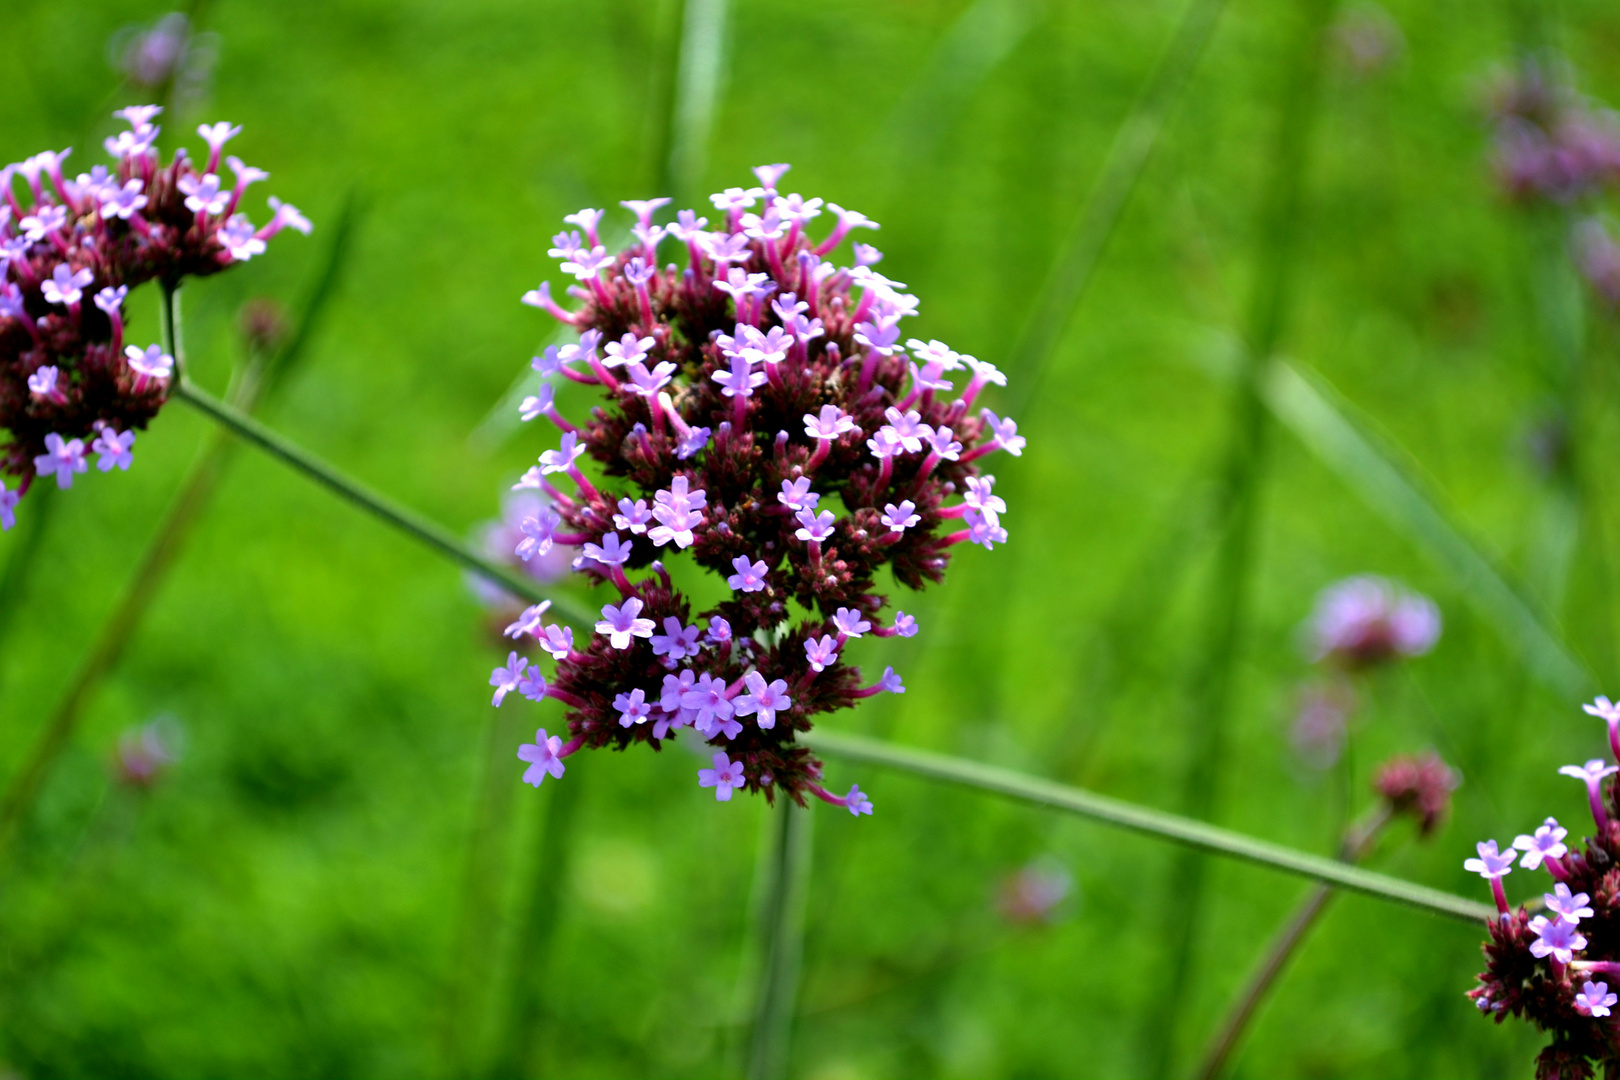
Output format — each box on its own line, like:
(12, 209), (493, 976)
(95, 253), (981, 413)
(490, 164), (1022, 814)
(1467, 698), (1620, 1079)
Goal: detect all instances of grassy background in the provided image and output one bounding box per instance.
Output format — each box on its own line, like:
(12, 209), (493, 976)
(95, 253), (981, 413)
(3, 0), (1620, 1075)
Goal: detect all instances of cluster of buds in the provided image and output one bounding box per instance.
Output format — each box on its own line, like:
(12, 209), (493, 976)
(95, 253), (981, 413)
(1289, 576), (1441, 767)
(1467, 698), (1620, 1078)
(492, 164), (1023, 812)
(0, 106), (310, 529)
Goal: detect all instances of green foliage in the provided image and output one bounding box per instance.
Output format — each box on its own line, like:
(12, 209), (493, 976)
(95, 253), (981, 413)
(4, 0), (1620, 1076)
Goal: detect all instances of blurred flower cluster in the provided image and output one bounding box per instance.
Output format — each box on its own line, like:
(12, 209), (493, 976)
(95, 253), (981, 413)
(1289, 576), (1440, 768)
(1466, 698), (1620, 1077)
(1486, 58), (1620, 311)
(107, 12), (219, 113)
(0, 106), (310, 528)
(492, 164), (1022, 811)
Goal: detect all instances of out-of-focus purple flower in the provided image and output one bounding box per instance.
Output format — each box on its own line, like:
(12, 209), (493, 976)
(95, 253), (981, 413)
(996, 857), (1073, 926)
(1330, 3), (1405, 78)
(1304, 575), (1441, 668)
(1373, 750), (1458, 835)
(1576, 981), (1618, 1018)
(518, 728), (567, 787)
(113, 716), (182, 788)
(1574, 218), (1620, 308)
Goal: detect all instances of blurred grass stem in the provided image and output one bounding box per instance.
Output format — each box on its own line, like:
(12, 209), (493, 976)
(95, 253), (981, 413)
(1006, 0), (1228, 415)
(1193, 805), (1392, 1080)
(746, 798), (813, 1080)
(171, 379), (591, 624)
(809, 731), (1490, 922)
(1146, 2), (1334, 1069)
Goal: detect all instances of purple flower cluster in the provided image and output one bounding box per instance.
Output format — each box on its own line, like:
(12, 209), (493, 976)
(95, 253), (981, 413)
(1468, 697), (1620, 1077)
(0, 106), (310, 528)
(494, 165), (1022, 811)
(1488, 61), (1620, 206)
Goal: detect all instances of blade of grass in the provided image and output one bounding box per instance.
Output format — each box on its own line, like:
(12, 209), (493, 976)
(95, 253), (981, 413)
(171, 377), (593, 626)
(806, 731), (1490, 923)
(1004, 0), (1228, 417)
(1149, 2), (1336, 1072)
(0, 199), (360, 859)
(489, 768), (586, 1078)
(1259, 357), (1593, 698)
(746, 798), (813, 1080)
(668, 0), (728, 204)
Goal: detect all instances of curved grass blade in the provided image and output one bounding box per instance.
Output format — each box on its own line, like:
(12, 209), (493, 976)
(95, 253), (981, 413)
(807, 731), (1491, 923)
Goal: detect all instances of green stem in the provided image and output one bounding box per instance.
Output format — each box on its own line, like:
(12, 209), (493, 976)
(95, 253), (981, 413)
(490, 769), (586, 1077)
(806, 731), (1489, 923)
(1193, 807), (1392, 1080)
(1149, 1), (1336, 1072)
(170, 377), (593, 625)
(668, 0), (729, 202)
(746, 799), (814, 1080)
(1005, 0), (1229, 416)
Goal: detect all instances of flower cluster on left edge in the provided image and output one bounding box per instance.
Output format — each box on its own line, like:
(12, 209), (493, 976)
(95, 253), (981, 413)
(0, 105), (310, 527)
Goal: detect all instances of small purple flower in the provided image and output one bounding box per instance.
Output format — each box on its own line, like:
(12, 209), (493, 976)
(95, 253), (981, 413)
(490, 652), (530, 706)
(1528, 915), (1587, 964)
(1464, 840), (1515, 880)
(683, 673), (737, 738)
(854, 319), (902, 356)
(794, 508), (835, 543)
(833, 608), (871, 638)
(92, 427), (136, 471)
(892, 611), (918, 637)
(100, 178), (148, 220)
(699, 752), (747, 801)
(803, 404), (857, 441)
(963, 508), (1008, 550)
(518, 728), (566, 787)
(614, 498), (654, 534)
(0, 483), (17, 531)
(844, 783), (874, 816)
(19, 205), (67, 241)
(1577, 981), (1618, 1018)
(651, 617), (703, 662)
(728, 556), (771, 593)
(734, 671), (792, 729)
(707, 616), (733, 644)
(1561, 759), (1619, 829)
(980, 409), (1026, 455)
(712, 353), (766, 399)
(1545, 883), (1595, 925)
(963, 475), (1006, 519)
(883, 407), (927, 453)
(539, 431), (587, 475)
(515, 507), (561, 561)
(518, 664), (548, 702)
(881, 501), (920, 532)
(33, 433), (87, 489)
(614, 688), (653, 727)
(596, 597), (657, 649)
(675, 425), (711, 459)
(603, 333), (655, 368)
(1305, 576), (1441, 667)
(125, 343), (174, 384)
(804, 635), (838, 672)
(778, 477), (820, 512)
(660, 669), (697, 714)
(94, 285), (128, 315)
(42, 264), (94, 307)
(178, 172), (229, 215)
(625, 360), (676, 397)
(504, 601), (552, 640)
(880, 667), (905, 694)
(519, 383), (555, 423)
(538, 623), (574, 660)
(1514, 817), (1569, 870)
(582, 531), (633, 566)
(27, 366), (64, 402)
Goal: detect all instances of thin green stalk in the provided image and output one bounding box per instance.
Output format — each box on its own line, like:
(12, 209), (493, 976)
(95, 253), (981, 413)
(0, 200), (361, 863)
(170, 378), (592, 626)
(807, 731), (1488, 923)
(1193, 806), (1391, 1080)
(490, 769), (586, 1078)
(668, 0), (729, 203)
(1149, 2), (1335, 1072)
(1005, 0), (1228, 417)
(746, 799), (814, 1080)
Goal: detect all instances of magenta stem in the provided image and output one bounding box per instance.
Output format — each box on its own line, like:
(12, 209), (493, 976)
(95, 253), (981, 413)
(1490, 878), (1509, 915)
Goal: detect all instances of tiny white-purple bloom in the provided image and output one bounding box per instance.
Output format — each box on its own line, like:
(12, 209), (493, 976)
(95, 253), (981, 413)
(728, 555), (770, 593)
(538, 623), (575, 660)
(92, 426), (135, 471)
(33, 433), (87, 489)
(197, 121), (242, 155)
(179, 172), (229, 215)
(264, 196), (313, 236)
(603, 333), (655, 368)
(539, 431), (586, 475)
(880, 666), (905, 694)
(1514, 817), (1569, 870)
(804, 404), (857, 441)
(515, 507), (561, 561)
(1561, 759), (1620, 784)
(676, 425), (711, 460)
(518, 728), (567, 787)
(614, 688), (654, 727)
(833, 607), (871, 638)
(1463, 839), (1515, 880)
(699, 752), (747, 801)
(711, 353), (766, 399)
(1528, 914), (1586, 963)
(1577, 981), (1618, 1018)
(845, 783), (874, 817)
(42, 264), (94, 307)
(882, 501), (920, 532)
(0, 482), (17, 531)
(1546, 883), (1595, 924)
(892, 611), (918, 637)
(625, 360), (676, 397)
(220, 215), (266, 261)
(490, 651), (528, 706)
(596, 597), (656, 649)
(778, 477), (819, 512)
(99, 178), (148, 220)
(650, 617), (703, 662)
(94, 285), (128, 315)
(794, 508), (835, 543)
(582, 531), (633, 567)
(519, 383), (555, 423)
(124, 343), (174, 382)
(963, 508), (1008, 550)
(734, 671), (792, 729)
(27, 366), (61, 400)
(981, 409), (1026, 455)
(683, 673), (736, 734)
(614, 497), (654, 534)
(518, 665), (548, 702)
(707, 616), (733, 644)
(504, 601), (552, 640)
(804, 635), (838, 672)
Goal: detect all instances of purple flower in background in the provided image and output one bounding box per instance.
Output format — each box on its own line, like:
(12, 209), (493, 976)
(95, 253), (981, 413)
(1305, 575), (1440, 669)
(1576, 981), (1618, 1018)
(490, 652), (530, 706)
(92, 426), (136, 471)
(1514, 818), (1570, 871)
(596, 598), (656, 650)
(33, 433), (87, 489)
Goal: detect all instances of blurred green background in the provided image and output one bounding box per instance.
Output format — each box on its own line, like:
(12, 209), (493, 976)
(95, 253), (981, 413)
(4, 0), (1620, 1076)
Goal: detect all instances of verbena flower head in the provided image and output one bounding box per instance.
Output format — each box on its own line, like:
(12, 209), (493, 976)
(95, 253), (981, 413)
(1373, 751), (1459, 836)
(111, 714), (182, 788)
(1469, 696), (1620, 1077)
(489, 166), (1021, 811)
(0, 107), (309, 527)
(1304, 575), (1441, 669)
(1486, 58), (1620, 206)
